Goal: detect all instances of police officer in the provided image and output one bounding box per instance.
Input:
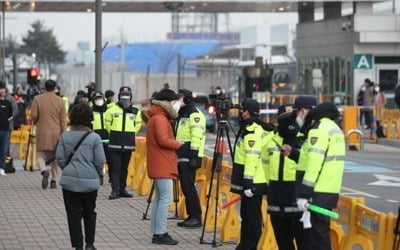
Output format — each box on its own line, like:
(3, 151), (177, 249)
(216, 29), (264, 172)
(105, 86), (142, 200)
(174, 89), (206, 228)
(262, 105), (308, 250)
(295, 103), (345, 250)
(105, 90), (115, 108)
(231, 98), (273, 250)
(92, 91), (112, 182)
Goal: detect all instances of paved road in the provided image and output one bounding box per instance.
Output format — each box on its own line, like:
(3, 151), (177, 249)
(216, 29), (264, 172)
(204, 132), (400, 213)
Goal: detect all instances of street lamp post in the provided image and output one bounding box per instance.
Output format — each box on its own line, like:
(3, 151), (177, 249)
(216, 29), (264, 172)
(95, 0), (102, 91)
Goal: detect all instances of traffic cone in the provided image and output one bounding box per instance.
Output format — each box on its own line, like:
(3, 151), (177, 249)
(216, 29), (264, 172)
(217, 138), (228, 155)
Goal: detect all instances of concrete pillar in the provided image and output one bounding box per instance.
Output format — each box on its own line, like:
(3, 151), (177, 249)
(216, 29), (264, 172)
(324, 2), (342, 19)
(353, 1), (373, 14)
(298, 2), (314, 23)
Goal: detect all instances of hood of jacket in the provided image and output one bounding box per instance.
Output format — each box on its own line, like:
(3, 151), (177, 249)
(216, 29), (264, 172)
(147, 100), (177, 120)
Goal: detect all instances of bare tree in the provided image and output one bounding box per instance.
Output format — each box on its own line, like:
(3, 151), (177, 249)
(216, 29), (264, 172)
(150, 43), (182, 76)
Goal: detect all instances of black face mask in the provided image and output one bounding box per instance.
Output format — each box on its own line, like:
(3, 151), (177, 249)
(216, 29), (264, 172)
(278, 112), (299, 139)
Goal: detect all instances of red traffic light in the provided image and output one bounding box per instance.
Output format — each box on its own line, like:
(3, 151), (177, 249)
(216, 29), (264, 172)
(29, 68), (39, 78)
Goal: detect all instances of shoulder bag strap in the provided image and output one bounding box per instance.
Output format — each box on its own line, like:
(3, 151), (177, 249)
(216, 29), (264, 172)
(65, 131), (91, 166)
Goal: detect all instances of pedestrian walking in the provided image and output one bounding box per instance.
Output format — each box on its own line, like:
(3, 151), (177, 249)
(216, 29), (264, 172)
(56, 104), (105, 250)
(175, 89), (206, 228)
(105, 86), (142, 199)
(0, 82), (13, 176)
(357, 79), (376, 128)
(146, 88), (183, 245)
(31, 79), (67, 189)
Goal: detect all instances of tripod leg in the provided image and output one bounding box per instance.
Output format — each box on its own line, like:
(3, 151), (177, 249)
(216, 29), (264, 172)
(200, 125), (223, 244)
(167, 179), (180, 220)
(170, 179), (180, 219)
(142, 181), (155, 220)
(24, 134), (31, 171)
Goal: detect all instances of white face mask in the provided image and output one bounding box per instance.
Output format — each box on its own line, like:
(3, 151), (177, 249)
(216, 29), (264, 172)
(120, 95), (130, 100)
(296, 116), (304, 128)
(173, 100), (181, 113)
(216, 90), (221, 95)
(94, 99), (104, 106)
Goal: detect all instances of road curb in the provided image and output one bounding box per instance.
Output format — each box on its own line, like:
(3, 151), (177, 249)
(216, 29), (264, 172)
(377, 138), (400, 148)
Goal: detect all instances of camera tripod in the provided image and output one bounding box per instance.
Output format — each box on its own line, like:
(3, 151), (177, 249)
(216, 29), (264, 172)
(200, 118), (235, 247)
(142, 179), (180, 220)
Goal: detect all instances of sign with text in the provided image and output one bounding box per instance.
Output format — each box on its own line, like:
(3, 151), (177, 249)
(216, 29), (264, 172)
(354, 54), (373, 69)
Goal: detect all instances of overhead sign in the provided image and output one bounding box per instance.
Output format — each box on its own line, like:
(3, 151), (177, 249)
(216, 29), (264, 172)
(368, 174), (400, 187)
(354, 54), (373, 69)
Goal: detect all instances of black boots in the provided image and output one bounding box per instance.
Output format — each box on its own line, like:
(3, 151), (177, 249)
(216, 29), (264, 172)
(108, 191), (119, 200)
(177, 217), (202, 228)
(41, 170), (49, 189)
(152, 233), (178, 245)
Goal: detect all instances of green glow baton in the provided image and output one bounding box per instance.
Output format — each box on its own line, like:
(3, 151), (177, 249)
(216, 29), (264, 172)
(101, 139), (109, 144)
(307, 204), (339, 219)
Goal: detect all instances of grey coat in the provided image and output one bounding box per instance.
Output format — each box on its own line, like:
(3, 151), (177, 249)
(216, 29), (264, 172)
(56, 126), (106, 193)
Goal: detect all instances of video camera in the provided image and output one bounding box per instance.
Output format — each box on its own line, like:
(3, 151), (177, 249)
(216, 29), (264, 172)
(209, 93), (236, 122)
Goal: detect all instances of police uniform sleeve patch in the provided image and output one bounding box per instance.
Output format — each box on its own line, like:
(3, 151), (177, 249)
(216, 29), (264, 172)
(310, 137), (318, 145)
(194, 117), (200, 123)
(248, 140), (255, 147)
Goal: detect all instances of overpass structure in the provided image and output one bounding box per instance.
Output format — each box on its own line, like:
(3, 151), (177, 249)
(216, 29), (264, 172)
(2, 1), (400, 104)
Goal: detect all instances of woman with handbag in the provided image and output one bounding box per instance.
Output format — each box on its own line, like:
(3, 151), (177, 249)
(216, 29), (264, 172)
(56, 104), (106, 250)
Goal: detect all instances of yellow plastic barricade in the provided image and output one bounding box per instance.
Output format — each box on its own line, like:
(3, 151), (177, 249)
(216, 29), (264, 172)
(203, 175), (231, 232)
(384, 212), (399, 250)
(336, 195), (365, 249)
(257, 198), (278, 250)
(342, 106), (363, 150)
(220, 193), (241, 243)
(129, 138), (147, 192)
(341, 204), (387, 250)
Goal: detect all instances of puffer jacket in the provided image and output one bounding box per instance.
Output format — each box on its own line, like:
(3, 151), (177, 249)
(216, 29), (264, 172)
(56, 126), (106, 193)
(146, 100), (182, 179)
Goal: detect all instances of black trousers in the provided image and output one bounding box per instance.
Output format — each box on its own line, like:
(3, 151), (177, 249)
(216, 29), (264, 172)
(178, 164), (201, 219)
(270, 214), (308, 250)
(363, 110), (372, 128)
(103, 144), (111, 178)
(62, 189), (97, 248)
(237, 195), (262, 250)
(109, 150), (131, 193)
(304, 212), (331, 250)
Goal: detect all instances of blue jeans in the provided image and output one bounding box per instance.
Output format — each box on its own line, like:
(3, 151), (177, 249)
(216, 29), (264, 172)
(150, 179), (173, 235)
(0, 130), (9, 169)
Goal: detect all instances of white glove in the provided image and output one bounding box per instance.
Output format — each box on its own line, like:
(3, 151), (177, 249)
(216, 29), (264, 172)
(243, 189), (254, 198)
(300, 210), (312, 229)
(296, 198), (308, 211)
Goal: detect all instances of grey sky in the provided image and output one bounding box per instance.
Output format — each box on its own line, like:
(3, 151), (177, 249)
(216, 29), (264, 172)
(6, 12), (298, 51)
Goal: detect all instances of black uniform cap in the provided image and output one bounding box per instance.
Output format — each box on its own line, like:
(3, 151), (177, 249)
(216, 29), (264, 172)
(241, 98), (260, 115)
(294, 96), (317, 109)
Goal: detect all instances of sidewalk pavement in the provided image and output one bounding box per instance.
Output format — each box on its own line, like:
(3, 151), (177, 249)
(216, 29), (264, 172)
(0, 161), (234, 249)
